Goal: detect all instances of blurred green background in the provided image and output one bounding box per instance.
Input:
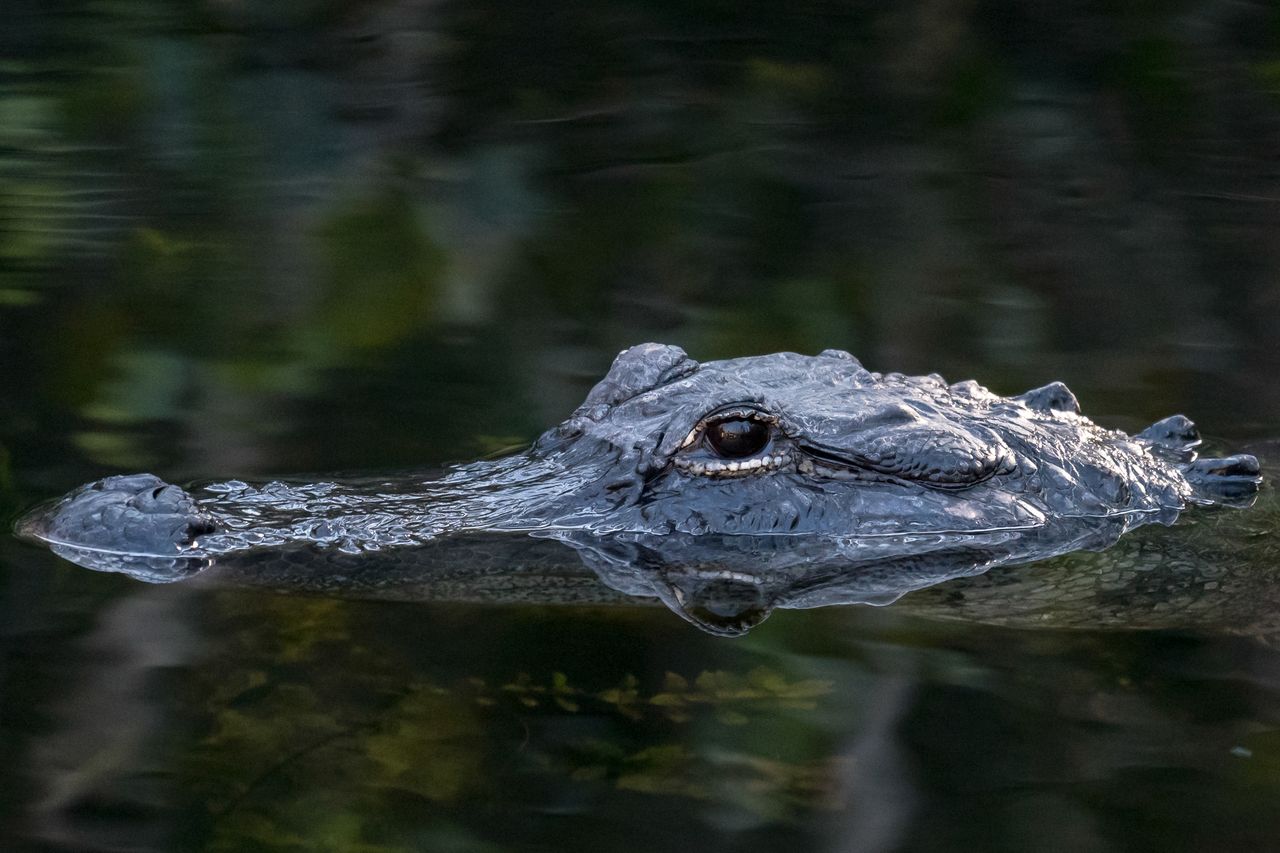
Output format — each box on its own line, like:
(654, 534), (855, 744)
(3, 2), (1280, 851)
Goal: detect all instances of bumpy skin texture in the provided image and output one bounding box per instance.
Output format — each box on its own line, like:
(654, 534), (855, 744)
(528, 344), (1258, 537)
(18, 343), (1261, 569)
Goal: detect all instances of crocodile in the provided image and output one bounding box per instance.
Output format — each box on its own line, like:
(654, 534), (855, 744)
(15, 343), (1265, 634)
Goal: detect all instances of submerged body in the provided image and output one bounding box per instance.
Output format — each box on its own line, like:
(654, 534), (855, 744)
(16, 344), (1263, 633)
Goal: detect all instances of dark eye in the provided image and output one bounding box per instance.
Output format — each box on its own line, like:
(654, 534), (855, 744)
(705, 418), (771, 458)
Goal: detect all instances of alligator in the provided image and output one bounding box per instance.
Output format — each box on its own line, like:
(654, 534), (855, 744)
(15, 343), (1265, 634)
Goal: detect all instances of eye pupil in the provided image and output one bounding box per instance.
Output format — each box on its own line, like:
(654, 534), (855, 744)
(706, 418), (770, 458)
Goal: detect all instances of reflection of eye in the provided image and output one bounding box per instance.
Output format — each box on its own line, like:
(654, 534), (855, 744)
(705, 417), (771, 458)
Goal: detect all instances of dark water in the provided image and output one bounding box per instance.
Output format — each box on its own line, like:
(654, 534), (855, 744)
(3, 2), (1280, 850)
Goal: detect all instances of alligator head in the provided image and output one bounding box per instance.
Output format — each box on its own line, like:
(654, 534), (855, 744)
(519, 343), (1258, 539)
(16, 343), (1261, 603)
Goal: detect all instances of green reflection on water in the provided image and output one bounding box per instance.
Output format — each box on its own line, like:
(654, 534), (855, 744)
(173, 594), (853, 851)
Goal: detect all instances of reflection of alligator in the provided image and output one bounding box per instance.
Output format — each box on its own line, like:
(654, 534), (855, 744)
(16, 493), (1280, 638)
(15, 344), (1265, 634)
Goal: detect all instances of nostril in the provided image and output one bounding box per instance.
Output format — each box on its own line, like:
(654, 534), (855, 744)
(186, 518), (218, 538)
(152, 486), (167, 500)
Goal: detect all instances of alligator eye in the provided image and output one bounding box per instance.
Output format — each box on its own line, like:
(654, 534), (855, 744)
(705, 417), (771, 458)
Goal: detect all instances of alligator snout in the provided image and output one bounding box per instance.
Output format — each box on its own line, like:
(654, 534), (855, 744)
(19, 473), (216, 556)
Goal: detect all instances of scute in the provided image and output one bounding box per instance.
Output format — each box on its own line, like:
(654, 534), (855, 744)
(1014, 381), (1081, 414)
(1137, 415), (1201, 452)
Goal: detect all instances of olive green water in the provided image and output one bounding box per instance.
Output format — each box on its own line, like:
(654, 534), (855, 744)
(4, 2), (1280, 851)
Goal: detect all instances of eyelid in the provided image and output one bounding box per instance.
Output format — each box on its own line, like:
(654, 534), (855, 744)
(702, 405), (778, 425)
